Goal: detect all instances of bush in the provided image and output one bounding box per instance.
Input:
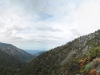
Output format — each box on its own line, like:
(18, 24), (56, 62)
(89, 47), (100, 60)
(84, 64), (91, 72)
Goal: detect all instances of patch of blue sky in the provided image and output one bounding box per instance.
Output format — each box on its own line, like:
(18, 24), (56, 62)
(38, 12), (53, 21)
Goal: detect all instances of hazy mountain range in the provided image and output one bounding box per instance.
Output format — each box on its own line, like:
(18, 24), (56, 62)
(25, 50), (46, 56)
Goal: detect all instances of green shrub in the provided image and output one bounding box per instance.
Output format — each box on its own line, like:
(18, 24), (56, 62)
(84, 64), (91, 72)
(89, 47), (100, 60)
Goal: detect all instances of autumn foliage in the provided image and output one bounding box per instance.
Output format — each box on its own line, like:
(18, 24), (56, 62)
(89, 69), (96, 75)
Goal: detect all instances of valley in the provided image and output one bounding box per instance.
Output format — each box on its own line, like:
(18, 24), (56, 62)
(19, 29), (100, 75)
(1, 30), (100, 75)
(25, 50), (46, 57)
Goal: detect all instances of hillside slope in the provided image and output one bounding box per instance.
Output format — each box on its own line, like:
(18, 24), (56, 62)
(0, 43), (33, 62)
(19, 30), (100, 75)
(0, 49), (21, 67)
(0, 49), (23, 75)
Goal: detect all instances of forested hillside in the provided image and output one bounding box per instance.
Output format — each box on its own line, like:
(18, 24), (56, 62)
(19, 30), (100, 75)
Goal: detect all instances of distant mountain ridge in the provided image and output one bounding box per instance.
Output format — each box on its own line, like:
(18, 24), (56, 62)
(25, 50), (46, 56)
(0, 42), (33, 62)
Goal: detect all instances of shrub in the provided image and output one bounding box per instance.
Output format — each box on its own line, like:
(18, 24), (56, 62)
(89, 47), (100, 60)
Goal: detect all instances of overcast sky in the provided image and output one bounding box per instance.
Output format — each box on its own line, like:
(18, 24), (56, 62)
(0, 0), (100, 50)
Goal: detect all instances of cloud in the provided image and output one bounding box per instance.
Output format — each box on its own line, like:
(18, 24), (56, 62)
(73, 0), (100, 35)
(70, 28), (81, 37)
(0, 0), (100, 50)
(36, 26), (63, 32)
(38, 13), (53, 21)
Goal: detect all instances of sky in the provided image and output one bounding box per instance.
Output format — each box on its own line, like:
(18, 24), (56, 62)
(0, 0), (100, 50)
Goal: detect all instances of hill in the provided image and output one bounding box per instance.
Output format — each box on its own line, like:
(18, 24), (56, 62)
(0, 42), (36, 75)
(19, 30), (100, 75)
(0, 49), (23, 75)
(0, 42), (33, 62)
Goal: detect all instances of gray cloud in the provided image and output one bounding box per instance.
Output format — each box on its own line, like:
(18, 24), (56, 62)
(2, 25), (30, 38)
(0, 0), (98, 50)
(7, 0), (79, 21)
(0, 0), (73, 50)
(70, 28), (81, 36)
(12, 36), (23, 40)
(25, 39), (61, 45)
(37, 35), (63, 39)
(36, 26), (62, 32)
